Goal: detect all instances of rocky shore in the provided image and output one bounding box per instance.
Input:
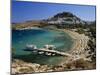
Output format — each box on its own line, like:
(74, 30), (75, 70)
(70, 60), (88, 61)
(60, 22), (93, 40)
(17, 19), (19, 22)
(12, 58), (95, 74)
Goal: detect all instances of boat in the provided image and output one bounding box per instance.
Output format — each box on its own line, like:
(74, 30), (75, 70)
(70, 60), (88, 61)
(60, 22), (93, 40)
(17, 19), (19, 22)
(43, 44), (56, 50)
(45, 52), (52, 56)
(23, 44), (37, 51)
(38, 51), (44, 54)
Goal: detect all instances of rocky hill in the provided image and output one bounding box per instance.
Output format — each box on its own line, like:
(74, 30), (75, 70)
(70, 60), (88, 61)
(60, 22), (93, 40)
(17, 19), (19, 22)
(45, 12), (86, 25)
(12, 12), (95, 30)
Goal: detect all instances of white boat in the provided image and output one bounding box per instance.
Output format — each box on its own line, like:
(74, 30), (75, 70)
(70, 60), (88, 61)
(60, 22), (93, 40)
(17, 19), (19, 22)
(24, 44), (37, 51)
(38, 51), (44, 54)
(45, 52), (52, 56)
(44, 44), (56, 50)
(52, 53), (56, 56)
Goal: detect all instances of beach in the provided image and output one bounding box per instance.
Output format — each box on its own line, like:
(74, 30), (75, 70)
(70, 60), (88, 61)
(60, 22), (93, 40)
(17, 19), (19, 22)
(62, 29), (91, 62)
(12, 29), (92, 74)
(63, 29), (89, 55)
(48, 29), (91, 65)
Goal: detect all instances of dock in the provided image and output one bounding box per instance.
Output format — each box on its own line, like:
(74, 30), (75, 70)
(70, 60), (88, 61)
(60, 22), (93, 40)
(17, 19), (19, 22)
(24, 48), (71, 57)
(23, 44), (71, 57)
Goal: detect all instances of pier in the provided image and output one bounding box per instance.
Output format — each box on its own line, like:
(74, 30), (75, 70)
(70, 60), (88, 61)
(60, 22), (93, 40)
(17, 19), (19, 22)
(35, 48), (71, 57)
(23, 44), (71, 57)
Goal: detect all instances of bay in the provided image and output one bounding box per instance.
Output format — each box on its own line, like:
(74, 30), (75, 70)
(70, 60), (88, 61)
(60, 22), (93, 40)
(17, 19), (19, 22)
(12, 28), (73, 65)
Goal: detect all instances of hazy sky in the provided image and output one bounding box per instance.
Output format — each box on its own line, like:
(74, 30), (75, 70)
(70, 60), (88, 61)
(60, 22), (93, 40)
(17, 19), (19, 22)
(12, 1), (96, 23)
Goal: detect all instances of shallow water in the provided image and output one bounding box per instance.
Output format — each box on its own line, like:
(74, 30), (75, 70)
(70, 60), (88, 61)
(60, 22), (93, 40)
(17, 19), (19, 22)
(12, 28), (73, 65)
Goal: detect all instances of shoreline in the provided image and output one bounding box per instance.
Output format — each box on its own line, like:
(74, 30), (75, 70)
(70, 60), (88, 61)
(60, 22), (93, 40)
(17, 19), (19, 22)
(12, 28), (92, 74)
(13, 27), (40, 30)
(63, 29), (89, 53)
(13, 27), (90, 62)
(51, 29), (91, 65)
(52, 28), (89, 54)
(13, 28), (90, 62)
(62, 29), (91, 64)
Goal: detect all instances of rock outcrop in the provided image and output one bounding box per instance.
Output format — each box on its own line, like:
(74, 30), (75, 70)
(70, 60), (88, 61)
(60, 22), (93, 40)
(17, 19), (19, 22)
(45, 12), (86, 25)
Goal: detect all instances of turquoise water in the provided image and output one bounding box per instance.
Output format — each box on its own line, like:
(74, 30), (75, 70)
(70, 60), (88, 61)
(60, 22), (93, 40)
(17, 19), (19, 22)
(12, 28), (73, 65)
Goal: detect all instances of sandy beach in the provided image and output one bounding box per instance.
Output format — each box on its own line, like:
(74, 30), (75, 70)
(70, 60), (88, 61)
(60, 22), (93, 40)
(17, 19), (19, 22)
(59, 29), (91, 64)
(12, 29), (92, 74)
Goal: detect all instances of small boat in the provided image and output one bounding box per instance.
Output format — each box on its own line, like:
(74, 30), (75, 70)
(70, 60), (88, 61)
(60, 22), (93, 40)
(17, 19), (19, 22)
(45, 52), (52, 56)
(44, 44), (56, 50)
(23, 44), (37, 51)
(38, 51), (44, 54)
(52, 53), (56, 56)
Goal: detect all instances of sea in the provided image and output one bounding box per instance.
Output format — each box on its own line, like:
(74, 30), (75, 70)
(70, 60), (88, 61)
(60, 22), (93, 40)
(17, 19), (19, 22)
(12, 28), (73, 65)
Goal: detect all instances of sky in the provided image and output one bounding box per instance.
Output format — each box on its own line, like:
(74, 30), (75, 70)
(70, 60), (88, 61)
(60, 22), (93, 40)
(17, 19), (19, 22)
(12, 0), (96, 23)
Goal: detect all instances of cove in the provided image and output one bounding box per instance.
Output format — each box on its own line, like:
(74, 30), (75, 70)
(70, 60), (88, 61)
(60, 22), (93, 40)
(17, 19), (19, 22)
(12, 28), (73, 65)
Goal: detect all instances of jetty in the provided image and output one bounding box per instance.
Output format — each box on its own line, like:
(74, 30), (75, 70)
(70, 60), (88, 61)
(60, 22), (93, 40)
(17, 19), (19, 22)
(23, 44), (71, 57)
